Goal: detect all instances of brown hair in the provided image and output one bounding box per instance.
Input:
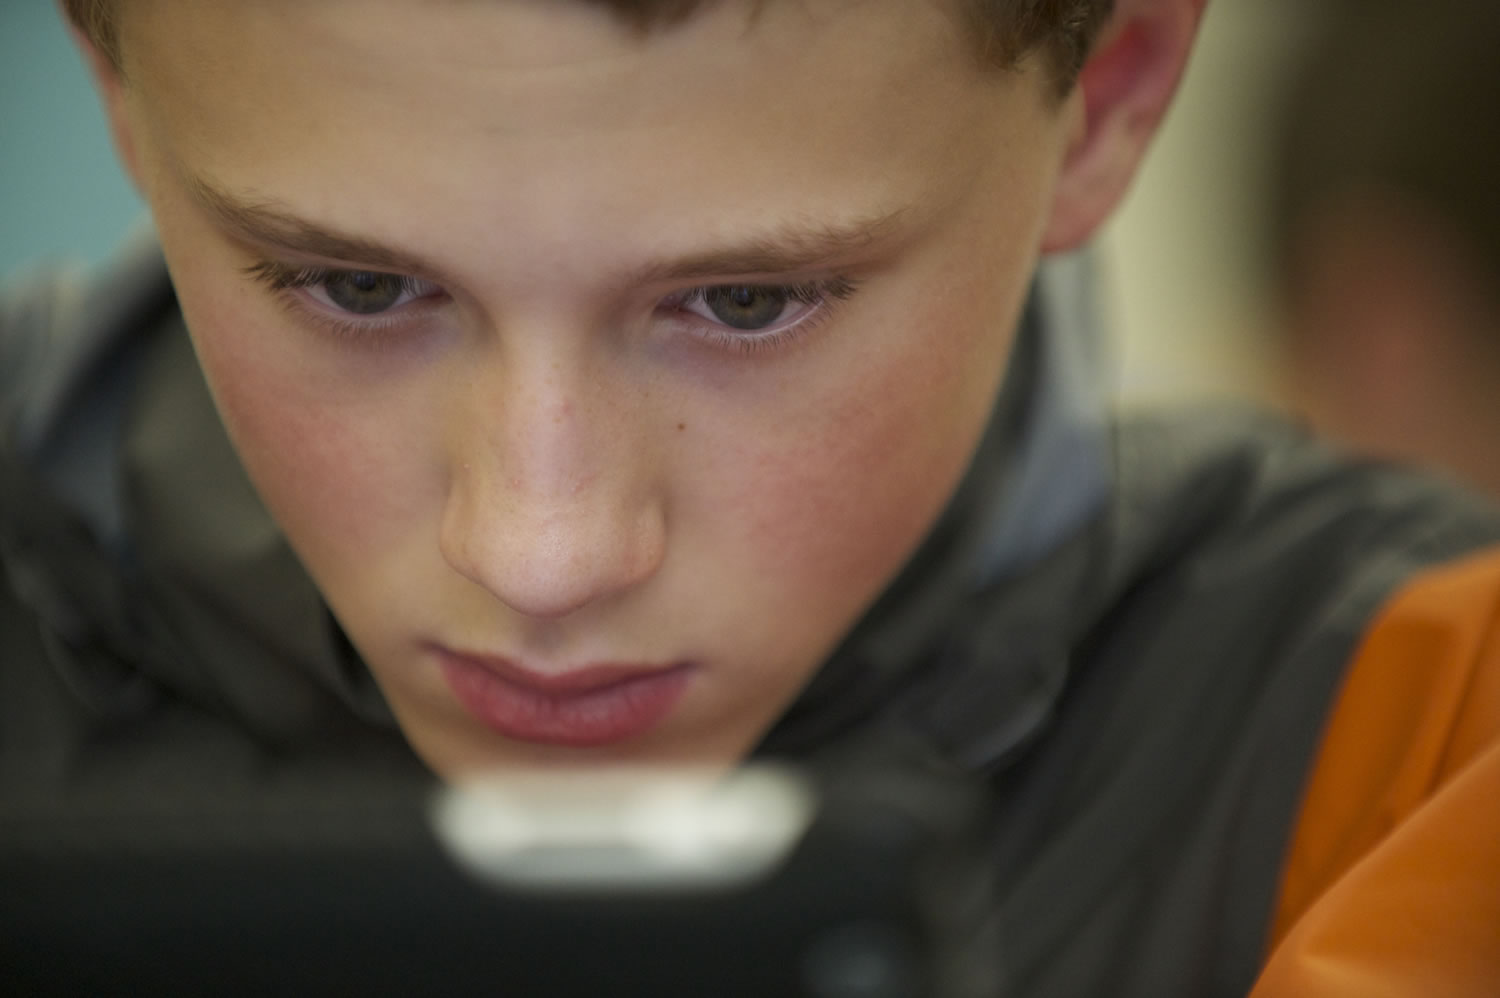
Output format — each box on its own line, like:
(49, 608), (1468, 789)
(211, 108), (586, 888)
(63, 0), (1115, 94)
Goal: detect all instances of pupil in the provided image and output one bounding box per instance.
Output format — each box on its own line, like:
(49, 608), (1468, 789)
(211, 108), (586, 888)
(326, 271), (405, 314)
(704, 286), (788, 330)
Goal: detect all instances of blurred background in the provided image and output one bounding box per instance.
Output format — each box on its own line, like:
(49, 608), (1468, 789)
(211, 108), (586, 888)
(0, 3), (145, 279)
(0, 0), (1426, 416)
(1100, 0), (1325, 408)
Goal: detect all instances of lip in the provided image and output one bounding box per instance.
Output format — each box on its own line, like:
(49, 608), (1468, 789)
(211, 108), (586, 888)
(433, 648), (694, 748)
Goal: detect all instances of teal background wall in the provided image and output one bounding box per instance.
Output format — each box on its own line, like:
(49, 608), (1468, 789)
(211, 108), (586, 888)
(1, 3), (144, 280)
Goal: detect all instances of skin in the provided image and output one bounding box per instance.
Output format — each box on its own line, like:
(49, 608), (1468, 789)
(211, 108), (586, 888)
(84, 0), (1201, 777)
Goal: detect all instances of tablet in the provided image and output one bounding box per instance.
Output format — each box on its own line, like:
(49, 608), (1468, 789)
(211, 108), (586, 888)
(0, 763), (1001, 997)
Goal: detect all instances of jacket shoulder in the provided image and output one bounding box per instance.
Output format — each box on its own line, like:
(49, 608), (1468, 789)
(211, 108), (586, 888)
(0, 230), (178, 756)
(0, 227), (173, 546)
(1255, 548), (1500, 997)
(994, 405), (1500, 996)
(1109, 406), (1500, 574)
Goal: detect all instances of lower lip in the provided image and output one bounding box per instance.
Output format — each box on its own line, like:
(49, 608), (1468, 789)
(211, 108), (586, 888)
(437, 655), (694, 748)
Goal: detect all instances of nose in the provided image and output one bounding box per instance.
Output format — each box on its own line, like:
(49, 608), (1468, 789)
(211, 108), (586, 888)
(439, 360), (667, 620)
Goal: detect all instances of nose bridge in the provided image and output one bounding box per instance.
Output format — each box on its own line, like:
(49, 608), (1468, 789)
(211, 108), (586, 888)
(441, 338), (666, 618)
(500, 355), (601, 499)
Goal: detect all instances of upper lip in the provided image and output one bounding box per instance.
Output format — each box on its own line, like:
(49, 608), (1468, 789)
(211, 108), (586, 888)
(433, 647), (685, 695)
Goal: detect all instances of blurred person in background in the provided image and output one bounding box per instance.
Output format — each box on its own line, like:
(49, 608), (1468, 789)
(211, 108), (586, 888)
(1272, 0), (1500, 497)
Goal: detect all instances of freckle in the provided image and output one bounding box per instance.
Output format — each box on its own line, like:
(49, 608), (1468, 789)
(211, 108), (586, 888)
(677, 422), (686, 432)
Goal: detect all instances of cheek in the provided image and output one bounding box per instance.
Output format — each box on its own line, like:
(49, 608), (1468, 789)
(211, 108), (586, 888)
(179, 282), (438, 573)
(701, 279), (1019, 630)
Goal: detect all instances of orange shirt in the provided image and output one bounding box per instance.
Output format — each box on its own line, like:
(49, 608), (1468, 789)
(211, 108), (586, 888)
(1255, 549), (1500, 995)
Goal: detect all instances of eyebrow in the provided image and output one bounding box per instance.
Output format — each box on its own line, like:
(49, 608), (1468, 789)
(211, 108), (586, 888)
(190, 176), (447, 278)
(622, 208), (911, 286)
(189, 174), (910, 286)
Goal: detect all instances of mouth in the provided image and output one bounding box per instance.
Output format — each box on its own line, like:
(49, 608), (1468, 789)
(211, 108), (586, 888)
(432, 648), (695, 748)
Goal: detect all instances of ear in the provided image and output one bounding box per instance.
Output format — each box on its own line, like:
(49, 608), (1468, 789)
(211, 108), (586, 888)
(1040, 0), (1208, 253)
(61, 2), (147, 195)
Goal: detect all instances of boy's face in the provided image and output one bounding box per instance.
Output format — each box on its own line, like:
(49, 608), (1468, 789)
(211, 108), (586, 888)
(107, 0), (1085, 775)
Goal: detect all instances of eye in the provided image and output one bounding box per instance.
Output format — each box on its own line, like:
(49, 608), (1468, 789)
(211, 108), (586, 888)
(690, 286), (805, 331)
(664, 278), (857, 343)
(315, 270), (422, 315)
(245, 261), (443, 318)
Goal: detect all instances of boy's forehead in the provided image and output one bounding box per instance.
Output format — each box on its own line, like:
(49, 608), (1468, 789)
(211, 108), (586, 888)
(147, 2), (1041, 164)
(124, 1), (1032, 165)
(122, 0), (1057, 293)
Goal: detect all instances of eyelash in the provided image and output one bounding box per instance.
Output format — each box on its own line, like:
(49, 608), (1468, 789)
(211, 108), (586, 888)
(243, 260), (860, 354)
